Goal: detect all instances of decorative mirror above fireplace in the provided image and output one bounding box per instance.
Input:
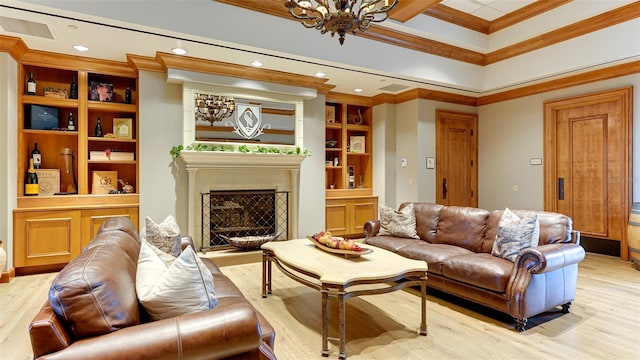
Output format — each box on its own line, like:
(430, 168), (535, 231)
(194, 94), (296, 145)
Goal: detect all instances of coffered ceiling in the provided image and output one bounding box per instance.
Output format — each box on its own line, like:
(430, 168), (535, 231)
(1, 0), (638, 98)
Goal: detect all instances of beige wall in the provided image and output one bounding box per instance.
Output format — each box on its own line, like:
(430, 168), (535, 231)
(0, 53), (17, 270)
(478, 75), (640, 211)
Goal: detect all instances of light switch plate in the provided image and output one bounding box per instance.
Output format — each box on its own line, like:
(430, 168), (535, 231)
(426, 157), (435, 169)
(530, 158), (542, 165)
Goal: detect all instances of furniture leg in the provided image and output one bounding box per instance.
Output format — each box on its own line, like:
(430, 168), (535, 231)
(515, 317), (527, 332)
(420, 277), (428, 336)
(338, 289), (346, 360)
(321, 289), (329, 357)
(561, 302), (572, 313)
(261, 251), (272, 298)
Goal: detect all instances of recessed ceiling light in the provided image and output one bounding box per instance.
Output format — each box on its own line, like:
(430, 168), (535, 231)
(251, 60), (263, 67)
(354, 88), (363, 93)
(68, 25), (78, 30)
(72, 45), (89, 52)
(314, 72), (326, 78)
(171, 47), (187, 55)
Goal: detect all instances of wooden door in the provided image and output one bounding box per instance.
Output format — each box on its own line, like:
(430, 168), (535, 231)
(436, 110), (478, 207)
(544, 87), (632, 260)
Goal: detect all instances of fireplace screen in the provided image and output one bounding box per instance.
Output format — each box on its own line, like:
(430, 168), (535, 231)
(201, 190), (289, 250)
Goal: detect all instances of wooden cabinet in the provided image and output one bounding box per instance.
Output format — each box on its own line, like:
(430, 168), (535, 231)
(14, 52), (139, 272)
(326, 196), (378, 237)
(325, 92), (377, 237)
(13, 205), (138, 269)
(19, 62), (138, 196)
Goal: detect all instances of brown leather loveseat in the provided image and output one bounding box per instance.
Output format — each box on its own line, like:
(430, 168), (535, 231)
(364, 202), (585, 331)
(29, 217), (276, 359)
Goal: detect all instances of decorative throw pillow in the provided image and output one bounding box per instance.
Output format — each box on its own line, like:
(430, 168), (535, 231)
(491, 208), (540, 262)
(136, 241), (218, 321)
(378, 203), (419, 239)
(145, 215), (181, 256)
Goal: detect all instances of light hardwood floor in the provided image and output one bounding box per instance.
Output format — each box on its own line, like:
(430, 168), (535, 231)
(2, 252), (639, 359)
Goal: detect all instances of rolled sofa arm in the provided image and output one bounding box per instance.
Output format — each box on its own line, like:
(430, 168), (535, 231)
(363, 220), (380, 240)
(36, 302), (263, 360)
(516, 243), (585, 274)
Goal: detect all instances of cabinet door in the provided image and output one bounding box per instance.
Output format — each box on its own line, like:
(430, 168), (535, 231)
(351, 197), (378, 235)
(13, 210), (82, 267)
(326, 200), (350, 236)
(81, 207), (139, 247)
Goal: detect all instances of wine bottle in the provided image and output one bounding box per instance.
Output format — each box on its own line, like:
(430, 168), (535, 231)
(25, 159), (39, 196)
(67, 112), (75, 131)
(27, 72), (36, 95)
(69, 75), (78, 99)
(125, 85), (132, 104)
(31, 143), (42, 169)
(95, 117), (103, 137)
(348, 167), (355, 188)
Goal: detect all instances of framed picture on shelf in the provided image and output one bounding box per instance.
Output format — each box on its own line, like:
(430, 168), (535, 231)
(90, 81), (114, 102)
(349, 136), (365, 153)
(113, 118), (133, 139)
(325, 106), (335, 123)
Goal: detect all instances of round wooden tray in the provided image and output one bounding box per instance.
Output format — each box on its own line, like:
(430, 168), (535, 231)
(306, 236), (373, 258)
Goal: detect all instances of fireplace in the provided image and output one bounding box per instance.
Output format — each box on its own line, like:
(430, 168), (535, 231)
(202, 190), (289, 249)
(178, 150), (307, 252)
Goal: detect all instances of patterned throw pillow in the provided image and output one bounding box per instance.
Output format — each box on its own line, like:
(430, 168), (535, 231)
(145, 215), (181, 256)
(378, 203), (420, 239)
(136, 241), (218, 321)
(491, 208), (540, 262)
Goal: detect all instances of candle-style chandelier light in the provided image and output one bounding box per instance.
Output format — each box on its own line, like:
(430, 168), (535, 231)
(195, 93), (236, 125)
(285, 0), (398, 45)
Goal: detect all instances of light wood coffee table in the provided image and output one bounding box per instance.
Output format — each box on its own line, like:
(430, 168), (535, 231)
(261, 239), (428, 359)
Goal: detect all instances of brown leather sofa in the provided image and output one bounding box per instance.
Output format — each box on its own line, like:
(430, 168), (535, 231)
(29, 217), (276, 360)
(364, 202), (585, 331)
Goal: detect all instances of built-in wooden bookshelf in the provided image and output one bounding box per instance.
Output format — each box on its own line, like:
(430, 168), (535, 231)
(324, 93), (377, 237)
(13, 53), (140, 272)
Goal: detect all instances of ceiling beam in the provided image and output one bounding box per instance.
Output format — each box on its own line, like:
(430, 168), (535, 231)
(389, 0), (442, 23)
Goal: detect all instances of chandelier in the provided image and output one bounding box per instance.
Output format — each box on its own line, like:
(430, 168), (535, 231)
(194, 93), (236, 125)
(285, 0), (398, 45)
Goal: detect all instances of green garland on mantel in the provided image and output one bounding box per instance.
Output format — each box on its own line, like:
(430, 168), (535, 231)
(170, 144), (311, 159)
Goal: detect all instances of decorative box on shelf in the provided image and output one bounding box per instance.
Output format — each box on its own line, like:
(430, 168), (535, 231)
(91, 171), (118, 194)
(34, 169), (60, 196)
(90, 150), (134, 161)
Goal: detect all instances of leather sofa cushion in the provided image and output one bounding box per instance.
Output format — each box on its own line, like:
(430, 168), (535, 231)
(442, 253), (514, 293)
(396, 242), (472, 275)
(98, 216), (140, 242)
(435, 206), (490, 252)
(403, 202), (443, 243)
(49, 234), (140, 340)
(364, 235), (420, 253)
(484, 209), (573, 250)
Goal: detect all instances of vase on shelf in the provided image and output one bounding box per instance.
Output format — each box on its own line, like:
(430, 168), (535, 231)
(353, 109), (363, 125)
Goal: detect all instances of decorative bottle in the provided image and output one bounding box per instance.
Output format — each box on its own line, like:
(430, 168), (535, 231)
(95, 117), (103, 137)
(69, 75), (78, 99)
(25, 158), (39, 196)
(31, 143), (42, 169)
(348, 167), (355, 188)
(67, 112), (75, 131)
(27, 72), (36, 95)
(125, 85), (132, 104)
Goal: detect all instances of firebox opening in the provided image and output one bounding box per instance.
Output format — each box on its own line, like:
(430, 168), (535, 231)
(201, 190), (289, 251)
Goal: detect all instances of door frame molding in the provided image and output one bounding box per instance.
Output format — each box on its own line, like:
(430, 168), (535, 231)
(543, 86), (633, 259)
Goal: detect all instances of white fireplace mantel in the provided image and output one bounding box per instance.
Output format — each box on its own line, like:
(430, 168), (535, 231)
(178, 150), (309, 170)
(178, 150), (309, 249)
